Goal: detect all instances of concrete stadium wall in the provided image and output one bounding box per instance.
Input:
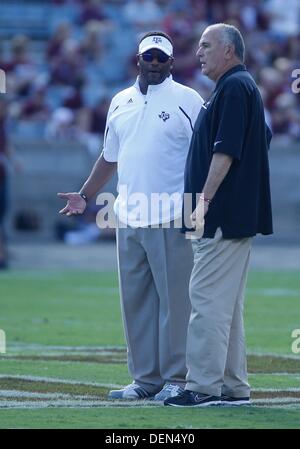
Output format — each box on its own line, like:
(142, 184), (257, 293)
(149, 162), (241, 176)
(6, 140), (117, 241)
(5, 139), (300, 244)
(267, 142), (300, 244)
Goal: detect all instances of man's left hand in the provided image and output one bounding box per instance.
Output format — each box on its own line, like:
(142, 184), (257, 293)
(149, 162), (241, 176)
(190, 199), (209, 231)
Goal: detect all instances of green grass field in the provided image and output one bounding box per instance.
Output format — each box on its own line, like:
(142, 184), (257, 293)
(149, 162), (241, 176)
(0, 269), (300, 429)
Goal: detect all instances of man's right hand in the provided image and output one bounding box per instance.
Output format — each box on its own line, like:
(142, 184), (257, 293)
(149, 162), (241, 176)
(57, 192), (87, 216)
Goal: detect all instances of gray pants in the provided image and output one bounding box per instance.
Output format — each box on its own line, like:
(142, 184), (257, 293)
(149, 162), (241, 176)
(117, 223), (193, 394)
(186, 229), (252, 398)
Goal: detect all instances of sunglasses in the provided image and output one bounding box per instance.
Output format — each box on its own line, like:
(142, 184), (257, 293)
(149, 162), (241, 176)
(140, 52), (171, 63)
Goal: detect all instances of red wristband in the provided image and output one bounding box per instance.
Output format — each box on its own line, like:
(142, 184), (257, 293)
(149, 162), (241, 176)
(200, 194), (212, 204)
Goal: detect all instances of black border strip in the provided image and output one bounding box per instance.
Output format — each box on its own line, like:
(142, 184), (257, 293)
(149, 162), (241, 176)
(179, 106), (193, 131)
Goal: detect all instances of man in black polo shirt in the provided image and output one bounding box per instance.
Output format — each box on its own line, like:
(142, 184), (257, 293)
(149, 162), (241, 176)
(165, 23), (273, 407)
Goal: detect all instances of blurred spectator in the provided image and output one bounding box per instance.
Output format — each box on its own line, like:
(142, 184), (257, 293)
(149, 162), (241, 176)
(264, 0), (300, 37)
(259, 67), (284, 111)
(20, 85), (50, 121)
(47, 21), (72, 61)
(77, 0), (107, 26)
(162, 5), (198, 82)
(80, 20), (105, 62)
(272, 93), (300, 140)
(62, 82), (85, 111)
(163, 5), (195, 39)
(87, 96), (110, 136)
(123, 0), (163, 30)
(73, 95), (110, 156)
(50, 39), (85, 87)
(5, 35), (37, 98)
(45, 107), (78, 141)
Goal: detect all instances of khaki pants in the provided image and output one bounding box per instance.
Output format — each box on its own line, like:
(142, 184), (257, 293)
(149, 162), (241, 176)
(186, 229), (252, 397)
(117, 223), (193, 394)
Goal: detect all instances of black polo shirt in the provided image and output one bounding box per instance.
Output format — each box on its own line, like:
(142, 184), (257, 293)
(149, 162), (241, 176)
(183, 64), (273, 239)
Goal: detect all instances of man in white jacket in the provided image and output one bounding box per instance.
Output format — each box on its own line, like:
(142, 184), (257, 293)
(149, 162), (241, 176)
(58, 31), (203, 401)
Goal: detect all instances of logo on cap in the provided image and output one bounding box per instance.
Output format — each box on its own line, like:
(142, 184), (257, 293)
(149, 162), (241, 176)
(152, 37), (162, 44)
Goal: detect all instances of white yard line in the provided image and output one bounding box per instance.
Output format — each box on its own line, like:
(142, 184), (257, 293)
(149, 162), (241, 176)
(254, 397), (300, 404)
(248, 351), (300, 360)
(0, 397), (299, 410)
(0, 390), (96, 400)
(0, 399), (160, 409)
(0, 400), (104, 409)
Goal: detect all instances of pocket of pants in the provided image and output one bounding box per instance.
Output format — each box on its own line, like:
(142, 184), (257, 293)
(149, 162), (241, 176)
(192, 238), (209, 253)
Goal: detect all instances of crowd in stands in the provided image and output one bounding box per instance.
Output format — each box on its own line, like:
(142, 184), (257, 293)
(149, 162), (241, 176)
(0, 0), (300, 151)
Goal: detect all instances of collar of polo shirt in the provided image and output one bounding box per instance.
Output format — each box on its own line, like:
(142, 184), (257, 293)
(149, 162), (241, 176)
(139, 35), (173, 57)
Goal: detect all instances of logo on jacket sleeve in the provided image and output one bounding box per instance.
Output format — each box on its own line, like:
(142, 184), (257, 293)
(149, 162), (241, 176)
(159, 111), (170, 122)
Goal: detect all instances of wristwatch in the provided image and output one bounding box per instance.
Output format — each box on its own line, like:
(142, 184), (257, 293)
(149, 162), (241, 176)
(79, 193), (88, 203)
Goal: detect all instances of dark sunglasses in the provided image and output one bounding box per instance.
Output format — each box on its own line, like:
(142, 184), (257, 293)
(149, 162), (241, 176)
(140, 52), (171, 63)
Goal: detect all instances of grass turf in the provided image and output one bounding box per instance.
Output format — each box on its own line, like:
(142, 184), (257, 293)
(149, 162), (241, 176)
(0, 269), (300, 428)
(1, 407), (300, 429)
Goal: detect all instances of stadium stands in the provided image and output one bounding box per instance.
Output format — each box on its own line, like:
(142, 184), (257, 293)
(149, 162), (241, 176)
(0, 0), (299, 142)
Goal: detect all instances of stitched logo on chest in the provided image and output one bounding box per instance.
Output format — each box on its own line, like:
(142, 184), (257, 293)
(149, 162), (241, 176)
(158, 111), (170, 122)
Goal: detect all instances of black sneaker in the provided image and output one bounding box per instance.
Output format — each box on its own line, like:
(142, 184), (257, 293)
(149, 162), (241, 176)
(164, 390), (221, 407)
(220, 394), (250, 406)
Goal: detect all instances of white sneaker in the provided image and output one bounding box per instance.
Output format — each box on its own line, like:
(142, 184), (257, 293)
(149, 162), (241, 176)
(108, 383), (153, 400)
(153, 384), (184, 401)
